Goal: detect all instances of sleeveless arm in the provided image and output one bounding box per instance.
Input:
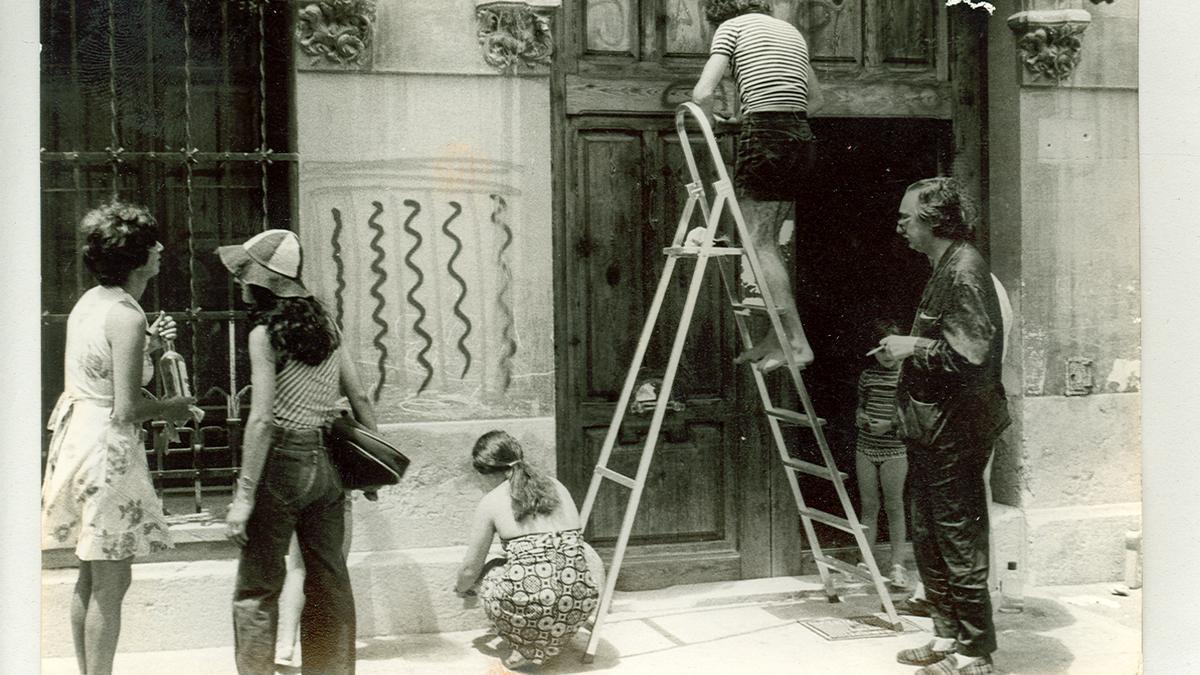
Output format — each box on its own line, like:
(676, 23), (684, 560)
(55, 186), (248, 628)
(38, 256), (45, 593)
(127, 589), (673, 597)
(239, 326), (277, 490)
(107, 302), (191, 424)
(338, 348), (377, 432)
(455, 497), (498, 595)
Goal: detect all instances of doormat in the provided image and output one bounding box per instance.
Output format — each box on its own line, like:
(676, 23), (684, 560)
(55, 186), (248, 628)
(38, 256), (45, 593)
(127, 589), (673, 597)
(798, 614), (923, 641)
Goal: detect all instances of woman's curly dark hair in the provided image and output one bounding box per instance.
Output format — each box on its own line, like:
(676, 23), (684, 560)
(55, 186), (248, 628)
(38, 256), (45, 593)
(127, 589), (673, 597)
(247, 285), (340, 367)
(703, 0), (773, 27)
(80, 201), (159, 286)
(904, 177), (978, 241)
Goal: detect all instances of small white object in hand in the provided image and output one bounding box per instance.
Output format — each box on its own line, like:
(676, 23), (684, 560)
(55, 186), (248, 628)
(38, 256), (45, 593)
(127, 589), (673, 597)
(685, 227), (708, 247)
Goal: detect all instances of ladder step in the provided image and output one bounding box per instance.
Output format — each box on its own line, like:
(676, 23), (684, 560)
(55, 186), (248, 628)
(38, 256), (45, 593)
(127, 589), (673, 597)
(730, 299), (787, 316)
(781, 456), (848, 482)
(797, 507), (860, 534)
(814, 554), (881, 583)
(595, 466), (637, 489)
(664, 245), (744, 258)
(765, 407), (826, 428)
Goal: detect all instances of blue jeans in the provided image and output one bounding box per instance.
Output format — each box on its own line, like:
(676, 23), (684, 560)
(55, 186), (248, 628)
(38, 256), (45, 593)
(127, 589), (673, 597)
(232, 426), (356, 674)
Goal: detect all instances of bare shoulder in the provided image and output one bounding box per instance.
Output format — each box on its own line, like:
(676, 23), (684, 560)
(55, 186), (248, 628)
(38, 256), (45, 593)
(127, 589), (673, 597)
(104, 300), (146, 341)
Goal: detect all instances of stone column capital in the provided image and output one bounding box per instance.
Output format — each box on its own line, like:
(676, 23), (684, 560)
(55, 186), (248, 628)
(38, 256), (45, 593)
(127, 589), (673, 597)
(293, 0), (378, 69)
(475, 0), (562, 74)
(1006, 8), (1092, 84)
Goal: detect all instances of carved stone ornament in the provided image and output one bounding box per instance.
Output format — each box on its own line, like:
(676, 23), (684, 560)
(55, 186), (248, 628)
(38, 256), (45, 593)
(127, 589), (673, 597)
(1007, 9), (1092, 84)
(295, 0), (376, 68)
(475, 0), (561, 73)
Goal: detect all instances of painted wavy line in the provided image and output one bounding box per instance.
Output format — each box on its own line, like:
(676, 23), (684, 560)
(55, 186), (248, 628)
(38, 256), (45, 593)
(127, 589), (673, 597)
(366, 201), (389, 402)
(441, 201), (473, 379)
(490, 194), (517, 391)
(402, 199), (434, 395)
(330, 207), (347, 329)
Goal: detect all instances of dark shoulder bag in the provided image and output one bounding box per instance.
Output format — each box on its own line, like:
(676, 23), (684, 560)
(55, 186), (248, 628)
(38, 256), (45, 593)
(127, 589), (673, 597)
(327, 412), (410, 490)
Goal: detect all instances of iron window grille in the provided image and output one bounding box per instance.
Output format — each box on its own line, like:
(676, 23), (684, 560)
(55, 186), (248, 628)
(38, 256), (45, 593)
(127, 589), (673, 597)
(41, 0), (296, 518)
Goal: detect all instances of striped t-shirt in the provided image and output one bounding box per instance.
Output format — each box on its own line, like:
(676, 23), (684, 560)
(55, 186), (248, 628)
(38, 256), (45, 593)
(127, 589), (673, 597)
(710, 13), (810, 114)
(273, 350), (342, 430)
(856, 365), (906, 460)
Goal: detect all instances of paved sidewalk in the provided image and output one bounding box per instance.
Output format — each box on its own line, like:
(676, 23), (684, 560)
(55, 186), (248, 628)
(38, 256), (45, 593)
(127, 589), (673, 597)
(42, 580), (1140, 674)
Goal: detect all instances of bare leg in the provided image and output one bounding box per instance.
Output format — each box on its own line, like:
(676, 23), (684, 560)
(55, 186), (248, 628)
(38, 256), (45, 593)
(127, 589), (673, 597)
(275, 535), (305, 663)
(84, 558), (133, 675)
(72, 561), (93, 673)
(278, 496), (353, 665)
(879, 456), (909, 569)
(855, 453), (882, 563)
(733, 197), (813, 369)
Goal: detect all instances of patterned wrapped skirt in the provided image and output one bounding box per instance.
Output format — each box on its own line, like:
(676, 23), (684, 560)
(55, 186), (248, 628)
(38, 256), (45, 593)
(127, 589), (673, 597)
(478, 529), (600, 665)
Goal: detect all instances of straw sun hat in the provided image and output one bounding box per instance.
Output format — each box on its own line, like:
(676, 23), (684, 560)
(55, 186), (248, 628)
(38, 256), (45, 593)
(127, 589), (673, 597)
(216, 229), (312, 298)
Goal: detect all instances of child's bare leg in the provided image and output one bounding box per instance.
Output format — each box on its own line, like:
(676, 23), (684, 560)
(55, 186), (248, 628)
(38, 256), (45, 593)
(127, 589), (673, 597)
(879, 456), (909, 568)
(734, 198), (813, 369)
(855, 453), (882, 564)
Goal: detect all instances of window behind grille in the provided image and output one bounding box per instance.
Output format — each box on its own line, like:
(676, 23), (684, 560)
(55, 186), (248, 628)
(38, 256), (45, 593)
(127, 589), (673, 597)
(40, 0), (296, 513)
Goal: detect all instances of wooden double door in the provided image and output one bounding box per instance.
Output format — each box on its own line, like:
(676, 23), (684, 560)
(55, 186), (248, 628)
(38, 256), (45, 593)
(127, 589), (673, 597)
(552, 1), (984, 588)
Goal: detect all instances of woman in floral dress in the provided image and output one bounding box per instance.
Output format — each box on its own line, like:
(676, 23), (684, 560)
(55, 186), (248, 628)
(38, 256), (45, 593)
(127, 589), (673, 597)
(455, 431), (601, 669)
(41, 202), (195, 675)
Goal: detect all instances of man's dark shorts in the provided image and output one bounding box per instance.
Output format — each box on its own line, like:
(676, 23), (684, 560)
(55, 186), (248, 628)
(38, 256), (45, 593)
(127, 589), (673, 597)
(735, 110), (816, 201)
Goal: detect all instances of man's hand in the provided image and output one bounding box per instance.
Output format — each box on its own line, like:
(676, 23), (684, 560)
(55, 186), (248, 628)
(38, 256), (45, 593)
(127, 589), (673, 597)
(879, 335), (924, 361)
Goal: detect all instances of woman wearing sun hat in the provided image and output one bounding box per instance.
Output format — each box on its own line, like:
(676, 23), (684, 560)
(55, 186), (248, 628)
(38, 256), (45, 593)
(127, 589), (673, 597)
(217, 229), (376, 675)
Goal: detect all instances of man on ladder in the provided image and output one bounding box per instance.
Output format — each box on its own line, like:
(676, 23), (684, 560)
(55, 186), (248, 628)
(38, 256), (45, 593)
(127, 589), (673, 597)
(691, 0), (823, 372)
(576, 1), (906, 665)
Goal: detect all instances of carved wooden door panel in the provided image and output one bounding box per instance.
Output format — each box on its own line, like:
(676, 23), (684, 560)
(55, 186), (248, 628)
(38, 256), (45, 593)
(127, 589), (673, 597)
(553, 1), (982, 583)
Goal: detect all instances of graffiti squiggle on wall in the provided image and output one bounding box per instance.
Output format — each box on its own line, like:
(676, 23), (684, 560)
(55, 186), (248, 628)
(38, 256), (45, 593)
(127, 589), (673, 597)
(301, 157), (551, 423)
(367, 200), (390, 402)
(330, 207), (347, 329)
(491, 194), (517, 392)
(402, 199), (435, 395)
(442, 201), (473, 378)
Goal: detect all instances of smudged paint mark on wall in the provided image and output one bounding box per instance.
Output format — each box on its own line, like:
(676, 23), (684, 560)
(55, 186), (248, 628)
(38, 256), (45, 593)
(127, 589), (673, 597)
(403, 199), (435, 394)
(330, 207), (347, 329)
(1105, 358), (1140, 393)
(490, 194), (517, 391)
(366, 201), (390, 402)
(442, 201), (473, 378)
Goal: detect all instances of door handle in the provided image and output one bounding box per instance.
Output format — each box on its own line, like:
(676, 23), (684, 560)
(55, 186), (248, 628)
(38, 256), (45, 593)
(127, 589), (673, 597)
(629, 378), (685, 415)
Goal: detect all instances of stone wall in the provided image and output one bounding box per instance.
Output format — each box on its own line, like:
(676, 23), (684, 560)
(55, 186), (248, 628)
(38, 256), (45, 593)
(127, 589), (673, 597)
(293, 0), (560, 630)
(987, 0), (1141, 585)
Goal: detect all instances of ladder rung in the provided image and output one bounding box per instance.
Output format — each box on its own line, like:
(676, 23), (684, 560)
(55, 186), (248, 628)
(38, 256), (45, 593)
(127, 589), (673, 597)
(595, 466), (637, 489)
(798, 507), (860, 534)
(664, 245), (744, 258)
(814, 554), (879, 583)
(765, 407), (827, 428)
(782, 456), (847, 482)
(730, 300), (786, 316)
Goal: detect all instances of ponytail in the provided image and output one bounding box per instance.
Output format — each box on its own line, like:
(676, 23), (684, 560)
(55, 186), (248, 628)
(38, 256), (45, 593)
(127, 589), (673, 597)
(506, 459), (561, 522)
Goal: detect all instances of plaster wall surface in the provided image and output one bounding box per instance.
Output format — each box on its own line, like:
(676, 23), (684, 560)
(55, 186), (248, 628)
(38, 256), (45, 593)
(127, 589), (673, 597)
(984, 0), (1140, 585)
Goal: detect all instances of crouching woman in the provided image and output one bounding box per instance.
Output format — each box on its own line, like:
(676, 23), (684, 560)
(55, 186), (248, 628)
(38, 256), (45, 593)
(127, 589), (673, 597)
(455, 431), (601, 669)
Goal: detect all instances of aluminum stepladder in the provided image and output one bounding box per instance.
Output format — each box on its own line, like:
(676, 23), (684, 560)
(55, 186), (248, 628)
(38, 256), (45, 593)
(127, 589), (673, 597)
(576, 102), (902, 662)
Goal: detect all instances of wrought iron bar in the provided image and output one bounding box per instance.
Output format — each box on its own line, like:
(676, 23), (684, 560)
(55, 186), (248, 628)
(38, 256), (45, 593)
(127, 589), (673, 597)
(183, 0), (201, 394)
(106, 0), (120, 198)
(40, 150), (299, 162)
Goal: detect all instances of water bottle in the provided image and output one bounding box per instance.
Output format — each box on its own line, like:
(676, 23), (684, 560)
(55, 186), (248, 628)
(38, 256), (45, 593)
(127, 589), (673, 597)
(999, 561), (1024, 613)
(158, 339), (192, 400)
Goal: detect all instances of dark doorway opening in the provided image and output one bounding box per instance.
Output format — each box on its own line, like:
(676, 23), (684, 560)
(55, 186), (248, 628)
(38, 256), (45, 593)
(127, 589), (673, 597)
(782, 117), (953, 564)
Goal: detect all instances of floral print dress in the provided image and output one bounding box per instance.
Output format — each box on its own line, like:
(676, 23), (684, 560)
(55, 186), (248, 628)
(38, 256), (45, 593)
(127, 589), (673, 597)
(41, 286), (172, 560)
(478, 529), (600, 665)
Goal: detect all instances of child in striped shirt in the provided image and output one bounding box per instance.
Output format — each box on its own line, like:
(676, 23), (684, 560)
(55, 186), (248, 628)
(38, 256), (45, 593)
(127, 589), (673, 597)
(855, 318), (910, 589)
